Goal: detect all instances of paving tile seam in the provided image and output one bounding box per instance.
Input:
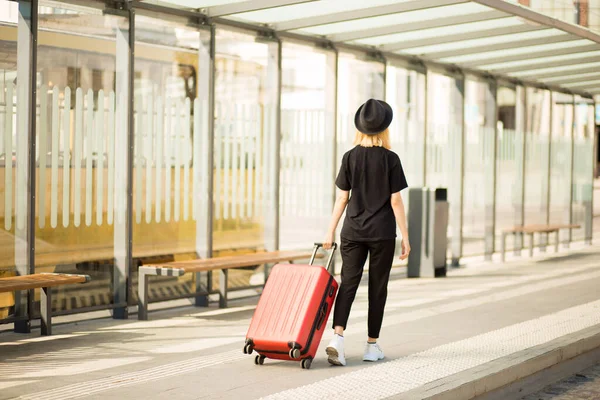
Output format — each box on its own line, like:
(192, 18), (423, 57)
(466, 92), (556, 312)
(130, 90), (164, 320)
(262, 300), (600, 400)
(16, 350), (245, 400)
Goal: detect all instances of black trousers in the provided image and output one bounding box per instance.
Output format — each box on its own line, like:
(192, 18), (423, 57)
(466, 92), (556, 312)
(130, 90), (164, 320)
(332, 237), (396, 339)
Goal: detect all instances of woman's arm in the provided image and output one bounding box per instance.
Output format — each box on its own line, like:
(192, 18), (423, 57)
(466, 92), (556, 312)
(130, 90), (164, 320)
(323, 190), (349, 249)
(391, 192), (411, 260)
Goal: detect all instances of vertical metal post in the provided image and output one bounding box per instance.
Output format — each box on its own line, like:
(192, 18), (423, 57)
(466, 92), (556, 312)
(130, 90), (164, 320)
(589, 101), (597, 245)
(113, 5), (133, 319)
(566, 96), (576, 247)
(485, 80), (498, 260)
(325, 47), (339, 274)
(381, 57), (387, 100)
(326, 48), (338, 213)
(264, 37), (281, 254)
(195, 25), (215, 306)
(541, 91), (553, 251)
(451, 75), (465, 267)
(516, 86), (527, 254)
(423, 69), (429, 187)
(14, 0), (37, 334)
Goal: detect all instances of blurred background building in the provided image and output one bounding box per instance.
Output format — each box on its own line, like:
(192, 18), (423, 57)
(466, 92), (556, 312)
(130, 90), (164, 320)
(518, 0), (600, 32)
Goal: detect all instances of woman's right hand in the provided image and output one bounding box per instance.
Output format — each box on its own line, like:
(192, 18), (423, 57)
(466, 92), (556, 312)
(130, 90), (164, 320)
(400, 238), (411, 260)
(323, 232), (335, 250)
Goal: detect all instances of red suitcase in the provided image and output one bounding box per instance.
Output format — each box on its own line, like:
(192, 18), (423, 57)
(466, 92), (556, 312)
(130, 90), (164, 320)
(244, 243), (338, 369)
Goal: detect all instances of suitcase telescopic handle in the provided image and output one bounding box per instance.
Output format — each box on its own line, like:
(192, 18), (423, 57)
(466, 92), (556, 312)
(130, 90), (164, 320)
(310, 242), (338, 272)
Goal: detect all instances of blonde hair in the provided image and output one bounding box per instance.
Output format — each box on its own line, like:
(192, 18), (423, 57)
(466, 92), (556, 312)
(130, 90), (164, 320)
(353, 128), (391, 150)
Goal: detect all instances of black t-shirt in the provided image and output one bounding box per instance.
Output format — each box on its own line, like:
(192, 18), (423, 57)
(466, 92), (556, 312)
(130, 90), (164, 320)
(335, 146), (408, 242)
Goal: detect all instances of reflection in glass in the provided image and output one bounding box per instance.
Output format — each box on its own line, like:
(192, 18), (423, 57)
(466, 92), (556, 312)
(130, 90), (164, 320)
(214, 29), (270, 259)
(34, 2), (129, 313)
(386, 64), (425, 188)
(426, 72), (463, 260)
(549, 92), (573, 243)
(279, 43), (332, 250)
(337, 53), (385, 165)
(572, 99), (595, 242)
(463, 78), (494, 256)
(524, 88), (551, 227)
(495, 85), (524, 252)
(132, 14), (204, 303)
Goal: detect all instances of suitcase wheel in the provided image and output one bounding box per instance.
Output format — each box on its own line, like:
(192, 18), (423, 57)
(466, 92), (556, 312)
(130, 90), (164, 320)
(289, 348), (301, 359)
(244, 343), (254, 355)
(301, 357), (312, 370)
(254, 355), (266, 365)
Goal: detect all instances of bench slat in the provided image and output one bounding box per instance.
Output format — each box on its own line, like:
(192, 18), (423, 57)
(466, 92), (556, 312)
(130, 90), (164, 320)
(0, 273), (90, 292)
(143, 250), (323, 274)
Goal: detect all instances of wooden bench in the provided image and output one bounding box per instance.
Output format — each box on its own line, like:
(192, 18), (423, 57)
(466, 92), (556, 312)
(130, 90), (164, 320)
(0, 273), (90, 335)
(137, 250), (323, 320)
(501, 224), (581, 262)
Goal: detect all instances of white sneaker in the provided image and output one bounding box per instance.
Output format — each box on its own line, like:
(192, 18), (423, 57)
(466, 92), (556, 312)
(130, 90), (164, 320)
(325, 334), (346, 366)
(363, 342), (384, 362)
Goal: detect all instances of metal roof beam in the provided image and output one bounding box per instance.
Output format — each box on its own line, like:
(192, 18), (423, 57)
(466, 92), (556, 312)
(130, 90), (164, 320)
(206, 0), (317, 18)
(563, 79), (600, 88)
(528, 65), (600, 80)
(328, 10), (508, 42)
(424, 34), (577, 59)
(275, 0), (468, 31)
(471, 0), (600, 44)
(381, 24), (547, 52)
(543, 74), (600, 84)
(463, 44), (600, 68)
(491, 55), (600, 75)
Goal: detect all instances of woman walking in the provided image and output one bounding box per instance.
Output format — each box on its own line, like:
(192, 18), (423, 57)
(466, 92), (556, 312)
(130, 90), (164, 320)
(323, 98), (410, 366)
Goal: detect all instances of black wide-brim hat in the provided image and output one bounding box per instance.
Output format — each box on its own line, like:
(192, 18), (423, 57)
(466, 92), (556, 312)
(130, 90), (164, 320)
(354, 99), (393, 135)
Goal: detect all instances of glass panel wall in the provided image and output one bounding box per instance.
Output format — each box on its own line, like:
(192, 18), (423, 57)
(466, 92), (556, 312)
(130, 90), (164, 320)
(34, 2), (129, 313)
(426, 71), (463, 261)
(495, 85), (525, 252)
(131, 14), (206, 303)
(385, 64), (426, 188)
(572, 98), (595, 242)
(524, 88), (551, 228)
(0, 0), (28, 322)
(213, 29), (273, 288)
(279, 42), (332, 250)
(385, 64), (425, 258)
(214, 29), (270, 256)
(463, 78), (495, 256)
(336, 53), (385, 164)
(549, 92), (573, 244)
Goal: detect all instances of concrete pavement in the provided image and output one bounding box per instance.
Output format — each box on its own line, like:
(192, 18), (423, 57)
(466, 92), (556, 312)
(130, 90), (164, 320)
(1, 242), (599, 400)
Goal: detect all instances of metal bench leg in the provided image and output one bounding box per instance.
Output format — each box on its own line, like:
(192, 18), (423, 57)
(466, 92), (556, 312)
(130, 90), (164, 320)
(540, 232), (548, 252)
(13, 290), (31, 334)
(41, 287), (52, 336)
(501, 233), (506, 262)
(513, 233), (522, 256)
(138, 270), (150, 321)
(555, 230), (560, 253)
(195, 272), (209, 307)
(529, 233), (534, 257)
(263, 263), (270, 284)
(219, 269), (228, 308)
